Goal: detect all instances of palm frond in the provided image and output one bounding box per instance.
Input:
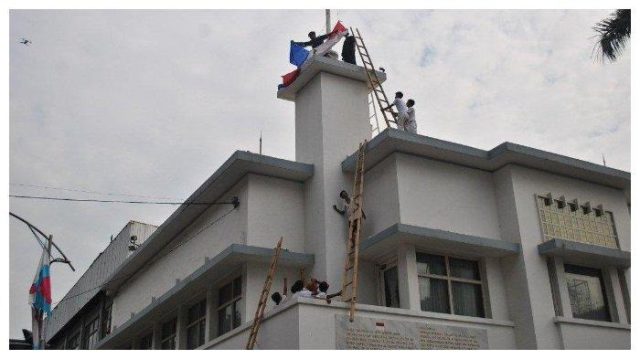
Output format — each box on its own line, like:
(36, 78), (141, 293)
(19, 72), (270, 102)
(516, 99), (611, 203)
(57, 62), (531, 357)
(593, 9), (631, 62)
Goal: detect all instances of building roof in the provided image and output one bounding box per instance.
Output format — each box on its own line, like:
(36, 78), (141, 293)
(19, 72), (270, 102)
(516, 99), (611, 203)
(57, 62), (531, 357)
(342, 129), (630, 191)
(101, 151), (314, 294)
(45, 221), (158, 341)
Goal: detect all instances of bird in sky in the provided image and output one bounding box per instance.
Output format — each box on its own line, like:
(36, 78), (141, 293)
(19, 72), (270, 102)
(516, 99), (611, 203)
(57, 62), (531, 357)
(19, 38), (31, 46)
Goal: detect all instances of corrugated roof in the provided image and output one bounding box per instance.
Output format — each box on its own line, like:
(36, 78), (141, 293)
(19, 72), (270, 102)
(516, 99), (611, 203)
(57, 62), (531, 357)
(45, 221), (157, 340)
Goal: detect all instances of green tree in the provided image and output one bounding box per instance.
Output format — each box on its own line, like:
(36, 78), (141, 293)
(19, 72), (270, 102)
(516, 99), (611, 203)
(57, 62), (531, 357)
(593, 9), (631, 62)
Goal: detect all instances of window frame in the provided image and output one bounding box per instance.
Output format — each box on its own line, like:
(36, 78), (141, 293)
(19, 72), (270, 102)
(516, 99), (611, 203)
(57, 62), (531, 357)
(185, 299), (207, 349)
(81, 313), (101, 349)
(378, 259), (400, 308)
(216, 276), (243, 337)
(160, 317), (177, 350)
(415, 251), (486, 318)
(101, 299), (112, 338)
(137, 332), (154, 350)
(563, 263), (612, 322)
(66, 329), (81, 350)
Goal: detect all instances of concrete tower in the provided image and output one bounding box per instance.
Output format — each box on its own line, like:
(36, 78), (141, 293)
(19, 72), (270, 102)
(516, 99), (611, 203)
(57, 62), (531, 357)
(278, 56), (386, 288)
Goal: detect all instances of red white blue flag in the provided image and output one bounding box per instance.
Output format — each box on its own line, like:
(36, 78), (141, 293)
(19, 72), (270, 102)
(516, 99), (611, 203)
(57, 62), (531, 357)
(29, 247), (51, 349)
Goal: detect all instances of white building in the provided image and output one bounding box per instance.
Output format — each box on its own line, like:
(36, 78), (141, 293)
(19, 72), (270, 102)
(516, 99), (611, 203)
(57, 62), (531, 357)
(46, 56), (630, 350)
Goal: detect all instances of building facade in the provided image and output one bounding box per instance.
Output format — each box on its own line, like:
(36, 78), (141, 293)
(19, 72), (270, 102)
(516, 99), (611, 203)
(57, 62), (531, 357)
(46, 56), (630, 350)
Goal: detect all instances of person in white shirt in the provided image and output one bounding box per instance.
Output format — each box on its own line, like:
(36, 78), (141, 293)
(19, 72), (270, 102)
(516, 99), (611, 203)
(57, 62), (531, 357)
(315, 281), (329, 299)
(404, 99), (417, 134)
(270, 278), (289, 306)
(383, 91), (408, 130)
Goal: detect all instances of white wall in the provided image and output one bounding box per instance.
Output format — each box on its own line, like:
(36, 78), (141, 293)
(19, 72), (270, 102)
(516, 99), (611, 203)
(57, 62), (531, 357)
(496, 164), (631, 349)
(556, 322), (630, 349)
(295, 71), (371, 291)
(395, 153), (502, 240)
(246, 174), (305, 252)
(360, 154), (400, 239)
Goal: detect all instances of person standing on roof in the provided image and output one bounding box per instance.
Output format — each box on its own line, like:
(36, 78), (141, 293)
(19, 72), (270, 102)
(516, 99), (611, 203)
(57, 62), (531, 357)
(383, 91), (408, 130)
(404, 99), (417, 134)
(292, 31), (332, 49)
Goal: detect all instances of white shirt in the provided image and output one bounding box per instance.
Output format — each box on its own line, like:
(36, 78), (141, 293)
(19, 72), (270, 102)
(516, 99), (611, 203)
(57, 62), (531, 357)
(315, 292), (327, 299)
(298, 288), (314, 298)
(393, 98), (408, 115)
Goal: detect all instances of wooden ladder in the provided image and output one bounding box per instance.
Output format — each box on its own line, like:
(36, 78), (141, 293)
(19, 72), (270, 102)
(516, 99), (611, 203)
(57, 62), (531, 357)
(246, 237), (284, 350)
(352, 27), (397, 129)
(341, 140), (367, 322)
(368, 92), (382, 135)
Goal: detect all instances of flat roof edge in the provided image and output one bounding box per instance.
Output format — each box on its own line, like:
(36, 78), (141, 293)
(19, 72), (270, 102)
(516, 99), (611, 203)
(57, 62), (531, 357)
(342, 129), (629, 190)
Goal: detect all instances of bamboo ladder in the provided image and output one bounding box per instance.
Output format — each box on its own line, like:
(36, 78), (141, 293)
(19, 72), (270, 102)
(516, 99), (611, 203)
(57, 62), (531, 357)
(246, 237), (283, 349)
(351, 27), (398, 129)
(341, 140), (367, 322)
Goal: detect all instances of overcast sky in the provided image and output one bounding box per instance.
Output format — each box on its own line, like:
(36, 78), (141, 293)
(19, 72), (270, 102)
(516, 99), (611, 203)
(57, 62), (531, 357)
(9, 9), (629, 337)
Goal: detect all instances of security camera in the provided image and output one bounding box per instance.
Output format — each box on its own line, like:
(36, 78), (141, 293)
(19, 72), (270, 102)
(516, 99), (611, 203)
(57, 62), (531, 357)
(128, 235), (139, 251)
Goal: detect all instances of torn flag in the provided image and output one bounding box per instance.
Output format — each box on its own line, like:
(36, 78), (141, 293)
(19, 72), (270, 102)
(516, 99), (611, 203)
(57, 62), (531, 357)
(290, 42), (310, 67)
(313, 21), (349, 56)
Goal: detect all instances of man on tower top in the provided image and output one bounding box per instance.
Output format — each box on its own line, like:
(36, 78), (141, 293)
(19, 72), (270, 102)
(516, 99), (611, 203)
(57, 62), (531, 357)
(405, 99), (417, 134)
(383, 91), (409, 130)
(292, 31), (332, 49)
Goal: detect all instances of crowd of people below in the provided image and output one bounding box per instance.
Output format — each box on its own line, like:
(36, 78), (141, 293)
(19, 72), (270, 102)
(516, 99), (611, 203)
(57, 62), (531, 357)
(271, 278), (342, 308)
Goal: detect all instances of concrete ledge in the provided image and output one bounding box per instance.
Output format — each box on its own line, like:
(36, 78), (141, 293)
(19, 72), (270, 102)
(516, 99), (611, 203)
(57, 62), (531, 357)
(277, 56), (386, 101)
(202, 295), (515, 349)
(538, 238), (630, 268)
(96, 244), (313, 349)
(360, 223), (520, 260)
(341, 128), (630, 191)
(553, 316), (630, 330)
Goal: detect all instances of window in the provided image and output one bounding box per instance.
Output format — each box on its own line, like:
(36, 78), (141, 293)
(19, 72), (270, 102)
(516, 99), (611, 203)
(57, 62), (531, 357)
(536, 195), (619, 248)
(217, 276), (243, 337)
(416, 253), (485, 318)
(82, 315), (100, 349)
(565, 264), (610, 321)
(138, 333), (153, 350)
(186, 299), (207, 349)
(160, 318), (177, 349)
(382, 266), (400, 308)
(101, 300), (112, 338)
(66, 330), (80, 350)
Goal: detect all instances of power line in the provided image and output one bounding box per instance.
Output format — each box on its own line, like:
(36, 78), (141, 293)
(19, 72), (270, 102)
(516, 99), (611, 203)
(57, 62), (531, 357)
(49, 207), (237, 307)
(10, 183), (184, 201)
(10, 194), (239, 206)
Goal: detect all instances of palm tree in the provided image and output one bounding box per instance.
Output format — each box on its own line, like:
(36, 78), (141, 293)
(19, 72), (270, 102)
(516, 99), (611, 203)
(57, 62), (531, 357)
(593, 9), (631, 62)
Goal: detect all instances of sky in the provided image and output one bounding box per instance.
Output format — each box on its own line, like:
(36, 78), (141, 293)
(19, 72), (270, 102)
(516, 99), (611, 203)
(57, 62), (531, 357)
(9, 9), (630, 337)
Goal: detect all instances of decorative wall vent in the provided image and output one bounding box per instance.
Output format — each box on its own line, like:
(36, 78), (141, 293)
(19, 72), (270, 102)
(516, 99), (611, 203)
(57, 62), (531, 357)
(535, 193), (619, 249)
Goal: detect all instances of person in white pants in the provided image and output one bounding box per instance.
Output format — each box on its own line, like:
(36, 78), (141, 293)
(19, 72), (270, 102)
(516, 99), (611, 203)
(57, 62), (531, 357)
(404, 99), (417, 134)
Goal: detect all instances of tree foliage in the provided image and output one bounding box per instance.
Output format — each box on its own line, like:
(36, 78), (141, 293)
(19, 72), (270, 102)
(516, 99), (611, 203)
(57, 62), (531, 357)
(593, 9), (631, 62)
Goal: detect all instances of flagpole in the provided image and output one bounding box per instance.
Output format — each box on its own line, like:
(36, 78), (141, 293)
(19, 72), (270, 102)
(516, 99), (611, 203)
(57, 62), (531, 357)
(325, 9), (331, 33)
